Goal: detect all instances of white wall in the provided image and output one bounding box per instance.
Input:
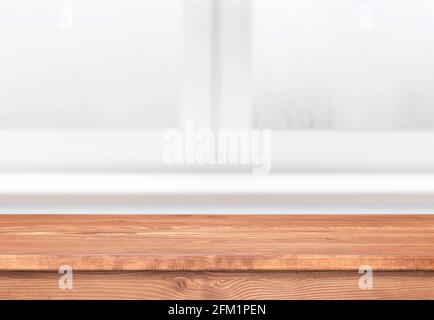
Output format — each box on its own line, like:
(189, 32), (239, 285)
(0, 0), (183, 129)
(1, 1), (434, 213)
(2, 0), (434, 131)
(252, 0), (434, 130)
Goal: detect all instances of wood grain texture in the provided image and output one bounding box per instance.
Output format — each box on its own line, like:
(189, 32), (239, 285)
(0, 271), (433, 300)
(0, 215), (433, 271)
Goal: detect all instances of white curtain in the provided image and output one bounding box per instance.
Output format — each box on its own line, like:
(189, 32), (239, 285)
(0, 0), (183, 129)
(252, 0), (434, 130)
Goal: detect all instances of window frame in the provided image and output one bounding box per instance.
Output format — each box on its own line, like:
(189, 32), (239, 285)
(2, 0), (434, 174)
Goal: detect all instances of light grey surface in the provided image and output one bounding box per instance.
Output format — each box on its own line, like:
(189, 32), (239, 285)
(2, 0), (434, 131)
(252, 0), (434, 130)
(1, 173), (434, 214)
(0, 0), (182, 129)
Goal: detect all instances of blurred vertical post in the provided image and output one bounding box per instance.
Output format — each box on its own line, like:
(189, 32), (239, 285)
(181, 0), (214, 129)
(216, 0), (252, 129)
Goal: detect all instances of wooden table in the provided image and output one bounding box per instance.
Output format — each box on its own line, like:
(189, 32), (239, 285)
(0, 215), (433, 299)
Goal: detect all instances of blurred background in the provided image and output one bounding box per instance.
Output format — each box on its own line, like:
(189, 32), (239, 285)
(1, 0), (434, 213)
(1, 0), (434, 130)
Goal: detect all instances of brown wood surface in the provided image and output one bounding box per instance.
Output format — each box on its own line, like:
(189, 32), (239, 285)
(0, 215), (433, 271)
(0, 271), (433, 300)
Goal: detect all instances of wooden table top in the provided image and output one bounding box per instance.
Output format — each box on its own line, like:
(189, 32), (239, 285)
(0, 215), (433, 271)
